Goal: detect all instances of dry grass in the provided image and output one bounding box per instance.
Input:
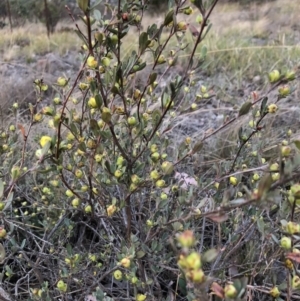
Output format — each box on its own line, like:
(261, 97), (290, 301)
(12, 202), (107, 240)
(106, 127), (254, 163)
(0, 21), (80, 61)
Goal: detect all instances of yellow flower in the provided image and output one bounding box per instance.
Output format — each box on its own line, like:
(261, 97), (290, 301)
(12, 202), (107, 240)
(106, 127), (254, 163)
(107, 205), (117, 217)
(229, 176), (238, 186)
(136, 294), (147, 301)
(268, 104), (278, 113)
(120, 257), (131, 268)
(40, 136), (52, 147)
(88, 97), (97, 109)
(87, 56), (98, 68)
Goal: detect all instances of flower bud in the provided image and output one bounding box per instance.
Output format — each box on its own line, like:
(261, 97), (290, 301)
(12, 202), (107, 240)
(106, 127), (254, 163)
(84, 205), (92, 213)
(224, 284), (238, 299)
(278, 85), (291, 97)
(79, 82), (89, 90)
(177, 21), (188, 31)
(150, 170), (160, 180)
(40, 136), (52, 148)
(292, 275), (300, 290)
(161, 161), (174, 175)
(87, 56), (98, 68)
(268, 70), (280, 83)
(287, 221), (300, 234)
(114, 170), (123, 178)
(127, 117), (137, 126)
(269, 286), (280, 298)
(57, 280), (67, 293)
(101, 57), (111, 67)
(155, 179), (165, 188)
(157, 55), (166, 65)
(196, 15), (203, 24)
(71, 198), (80, 208)
(229, 177), (238, 186)
(281, 146), (291, 157)
(186, 269), (205, 283)
(107, 204), (117, 217)
(183, 6), (193, 15)
(268, 104), (278, 113)
(101, 107), (112, 123)
(285, 70), (296, 81)
(113, 270), (123, 280)
(151, 152), (160, 162)
(280, 236), (292, 249)
(177, 230), (195, 248)
(88, 97), (97, 109)
(136, 294), (146, 301)
(160, 192), (168, 200)
(11, 165), (20, 180)
(120, 257), (131, 268)
(185, 252), (201, 270)
(57, 77), (68, 87)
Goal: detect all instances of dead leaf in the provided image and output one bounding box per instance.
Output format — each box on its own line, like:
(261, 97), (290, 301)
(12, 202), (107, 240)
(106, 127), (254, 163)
(206, 212), (228, 223)
(210, 282), (225, 299)
(18, 124), (26, 140)
(286, 252), (300, 263)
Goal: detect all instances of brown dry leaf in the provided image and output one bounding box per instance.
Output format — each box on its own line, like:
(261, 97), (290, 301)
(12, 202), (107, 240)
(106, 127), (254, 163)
(286, 252), (300, 263)
(17, 124), (26, 140)
(206, 212), (228, 223)
(210, 282), (225, 299)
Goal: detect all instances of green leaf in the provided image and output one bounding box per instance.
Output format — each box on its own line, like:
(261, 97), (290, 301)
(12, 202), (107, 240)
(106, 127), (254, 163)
(192, 141), (203, 154)
(260, 96), (268, 115)
(77, 0), (89, 12)
(148, 73), (157, 85)
(136, 250), (145, 259)
(93, 9), (101, 21)
(191, 0), (203, 11)
(164, 10), (174, 26)
(151, 240), (158, 251)
(90, 119), (100, 136)
(172, 222), (183, 231)
(95, 94), (103, 108)
(201, 45), (207, 57)
(78, 142), (86, 152)
(257, 218), (265, 239)
(74, 29), (87, 44)
(89, 80), (97, 94)
(89, 0), (102, 10)
(20, 239), (26, 249)
(66, 244), (73, 256)
(238, 101), (252, 117)
(202, 23), (212, 40)
(105, 161), (112, 174)
(129, 62), (146, 74)
(294, 140), (300, 151)
(124, 51), (137, 76)
(202, 248), (218, 263)
(152, 109), (162, 126)
(158, 199), (168, 209)
(139, 32), (150, 54)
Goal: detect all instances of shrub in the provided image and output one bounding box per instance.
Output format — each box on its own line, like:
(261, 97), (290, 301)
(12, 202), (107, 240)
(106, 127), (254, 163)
(0, 0), (299, 300)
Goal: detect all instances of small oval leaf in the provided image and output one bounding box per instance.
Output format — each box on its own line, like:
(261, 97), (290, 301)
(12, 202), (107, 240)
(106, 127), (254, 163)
(238, 101), (252, 117)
